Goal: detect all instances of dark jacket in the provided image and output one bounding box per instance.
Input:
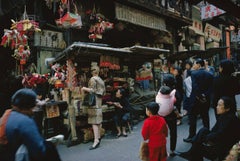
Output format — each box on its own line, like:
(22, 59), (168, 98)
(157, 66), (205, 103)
(189, 68), (213, 107)
(206, 112), (240, 159)
(114, 97), (132, 115)
(212, 75), (239, 110)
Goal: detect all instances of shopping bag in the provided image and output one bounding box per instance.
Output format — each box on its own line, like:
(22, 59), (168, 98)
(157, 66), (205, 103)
(139, 141), (149, 161)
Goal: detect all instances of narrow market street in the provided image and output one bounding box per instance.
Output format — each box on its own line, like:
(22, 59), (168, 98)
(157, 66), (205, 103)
(57, 108), (218, 161)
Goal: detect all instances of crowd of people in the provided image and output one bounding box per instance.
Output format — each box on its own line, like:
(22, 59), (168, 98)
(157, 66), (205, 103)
(1, 58), (240, 161)
(141, 58), (240, 161)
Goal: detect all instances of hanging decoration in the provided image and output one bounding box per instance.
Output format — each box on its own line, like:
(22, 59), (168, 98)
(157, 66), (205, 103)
(55, 0), (82, 29)
(99, 55), (120, 70)
(22, 73), (49, 88)
(0, 6), (41, 75)
(87, 5), (114, 41)
(65, 59), (77, 91)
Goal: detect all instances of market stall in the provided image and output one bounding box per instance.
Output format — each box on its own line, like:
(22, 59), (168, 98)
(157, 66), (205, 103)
(49, 41), (169, 145)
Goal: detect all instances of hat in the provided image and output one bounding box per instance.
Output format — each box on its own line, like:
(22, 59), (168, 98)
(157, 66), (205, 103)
(11, 88), (37, 109)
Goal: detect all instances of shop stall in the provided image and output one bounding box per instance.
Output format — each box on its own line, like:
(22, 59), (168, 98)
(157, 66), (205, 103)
(49, 41), (169, 145)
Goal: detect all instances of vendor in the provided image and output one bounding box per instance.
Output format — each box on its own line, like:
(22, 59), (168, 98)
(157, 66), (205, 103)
(136, 62), (153, 90)
(107, 88), (131, 138)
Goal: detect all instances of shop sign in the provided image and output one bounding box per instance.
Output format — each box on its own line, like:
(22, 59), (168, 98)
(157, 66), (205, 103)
(190, 19), (204, 36)
(204, 23), (221, 42)
(115, 3), (166, 31)
(231, 30), (240, 42)
(34, 30), (65, 49)
(201, 4), (225, 20)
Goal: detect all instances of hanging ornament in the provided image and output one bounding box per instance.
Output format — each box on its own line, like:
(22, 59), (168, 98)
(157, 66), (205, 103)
(87, 7), (114, 41)
(55, 1), (82, 29)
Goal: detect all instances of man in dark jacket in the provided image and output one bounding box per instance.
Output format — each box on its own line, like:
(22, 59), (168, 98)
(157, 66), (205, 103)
(179, 96), (240, 161)
(183, 58), (213, 143)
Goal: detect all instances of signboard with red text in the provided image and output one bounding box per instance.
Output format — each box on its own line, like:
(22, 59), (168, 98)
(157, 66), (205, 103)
(204, 23), (222, 42)
(201, 4), (225, 20)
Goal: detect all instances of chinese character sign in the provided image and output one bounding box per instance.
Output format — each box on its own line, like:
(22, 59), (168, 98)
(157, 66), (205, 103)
(201, 4), (225, 20)
(204, 23), (222, 42)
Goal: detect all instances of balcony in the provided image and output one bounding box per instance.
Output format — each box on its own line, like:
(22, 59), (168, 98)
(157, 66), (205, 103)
(116, 0), (192, 26)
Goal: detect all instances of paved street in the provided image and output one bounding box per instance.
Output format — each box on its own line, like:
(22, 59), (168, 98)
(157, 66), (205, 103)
(57, 108), (217, 161)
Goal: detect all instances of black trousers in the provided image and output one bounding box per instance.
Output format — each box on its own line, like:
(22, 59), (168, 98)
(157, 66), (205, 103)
(189, 127), (218, 161)
(188, 98), (210, 137)
(164, 111), (177, 151)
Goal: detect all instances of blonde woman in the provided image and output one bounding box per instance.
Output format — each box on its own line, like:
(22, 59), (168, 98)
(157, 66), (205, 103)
(81, 66), (105, 150)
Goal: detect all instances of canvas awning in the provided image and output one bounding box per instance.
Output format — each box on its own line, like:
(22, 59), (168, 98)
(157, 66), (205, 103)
(51, 42), (170, 63)
(168, 47), (228, 60)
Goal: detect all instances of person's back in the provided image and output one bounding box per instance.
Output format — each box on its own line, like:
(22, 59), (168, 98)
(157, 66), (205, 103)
(0, 88), (61, 161)
(141, 102), (168, 161)
(156, 86), (176, 117)
(191, 68), (213, 99)
(6, 110), (46, 161)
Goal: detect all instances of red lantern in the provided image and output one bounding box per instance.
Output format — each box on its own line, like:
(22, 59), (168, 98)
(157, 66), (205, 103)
(55, 80), (64, 88)
(20, 59), (26, 65)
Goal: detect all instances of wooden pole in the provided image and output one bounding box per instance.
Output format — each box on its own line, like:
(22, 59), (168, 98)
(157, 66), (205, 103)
(67, 89), (78, 141)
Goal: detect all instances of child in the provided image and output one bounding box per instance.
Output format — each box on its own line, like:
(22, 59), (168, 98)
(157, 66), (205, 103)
(33, 89), (49, 134)
(141, 102), (168, 161)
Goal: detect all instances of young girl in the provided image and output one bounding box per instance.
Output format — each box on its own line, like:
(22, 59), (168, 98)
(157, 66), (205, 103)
(141, 102), (168, 161)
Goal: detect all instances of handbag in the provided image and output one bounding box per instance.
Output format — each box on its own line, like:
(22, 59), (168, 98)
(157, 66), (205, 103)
(82, 93), (96, 106)
(139, 141), (149, 161)
(88, 93), (96, 106)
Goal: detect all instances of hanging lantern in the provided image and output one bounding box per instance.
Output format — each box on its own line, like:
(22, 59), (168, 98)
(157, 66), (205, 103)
(55, 79), (64, 88)
(20, 59), (26, 65)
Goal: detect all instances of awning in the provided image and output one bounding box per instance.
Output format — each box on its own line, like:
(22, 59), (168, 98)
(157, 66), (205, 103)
(129, 45), (170, 55)
(168, 47), (228, 60)
(167, 50), (204, 60)
(52, 42), (132, 62)
(201, 46), (228, 59)
(51, 42), (170, 63)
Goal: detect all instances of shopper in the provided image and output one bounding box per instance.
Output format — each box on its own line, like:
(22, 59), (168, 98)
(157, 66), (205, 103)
(81, 66), (106, 150)
(0, 88), (61, 161)
(33, 89), (49, 134)
(212, 59), (239, 118)
(155, 85), (177, 156)
(182, 59), (193, 116)
(141, 102), (168, 161)
(172, 66), (184, 125)
(107, 88), (131, 137)
(178, 96), (240, 161)
(183, 58), (213, 143)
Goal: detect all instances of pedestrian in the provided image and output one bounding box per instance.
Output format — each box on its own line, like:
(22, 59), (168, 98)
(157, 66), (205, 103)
(106, 88), (131, 138)
(212, 59), (240, 118)
(33, 88), (49, 134)
(182, 59), (193, 116)
(155, 85), (177, 156)
(172, 66), (184, 125)
(0, 88), (61, 161)
(81, 65), (106, 150)
(204, 59), (215, 75)
(179, 96), (240, 161)
(141, 102), (168, 161)
(183, 58), (213, 143)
